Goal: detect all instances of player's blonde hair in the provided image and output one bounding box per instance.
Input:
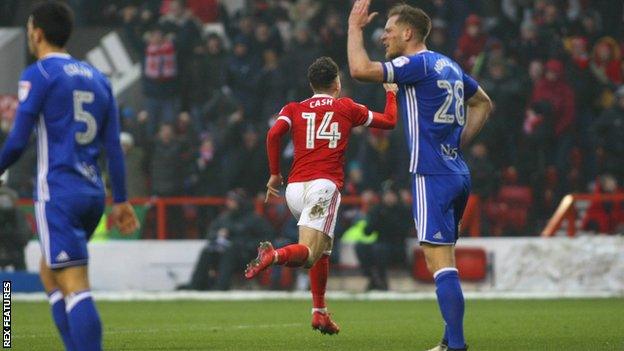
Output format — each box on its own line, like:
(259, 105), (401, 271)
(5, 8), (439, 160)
(388, 4), (432, 42)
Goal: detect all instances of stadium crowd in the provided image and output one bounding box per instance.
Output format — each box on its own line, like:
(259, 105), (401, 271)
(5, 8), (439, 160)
(1, 0), (624, 244)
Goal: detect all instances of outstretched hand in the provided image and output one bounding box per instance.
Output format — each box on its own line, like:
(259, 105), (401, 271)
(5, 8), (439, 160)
(265, 174), (284, 203)
(348, 0), (378, 29)
(383, 83), (398, 93)
(111, 202), (140, 235)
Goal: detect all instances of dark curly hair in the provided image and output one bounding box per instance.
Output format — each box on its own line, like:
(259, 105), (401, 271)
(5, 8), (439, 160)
(307, 57), (339, 91)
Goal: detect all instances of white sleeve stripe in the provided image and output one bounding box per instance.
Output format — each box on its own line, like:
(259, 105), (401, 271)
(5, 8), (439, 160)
(385, 62), (394, 83)
(277, 116), (292, 127)
(364, 110), (373, 127)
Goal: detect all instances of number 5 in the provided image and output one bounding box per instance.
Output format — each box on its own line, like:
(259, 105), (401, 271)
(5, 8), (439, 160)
(73, 90), (97, 144)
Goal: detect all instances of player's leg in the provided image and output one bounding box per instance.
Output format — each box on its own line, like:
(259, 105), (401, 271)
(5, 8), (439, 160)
(414, 174), (468, 351)
(245, 180), (339, 276)
(41, 197), (104, 351)
(40, 258), (76, 351)
(54, 265), (102, 351)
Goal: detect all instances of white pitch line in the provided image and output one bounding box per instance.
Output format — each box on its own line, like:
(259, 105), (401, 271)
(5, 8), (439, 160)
(12, 290), (623, 302)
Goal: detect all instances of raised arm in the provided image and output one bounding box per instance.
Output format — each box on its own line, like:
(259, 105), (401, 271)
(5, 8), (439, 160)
(367, 84), (398, 129)
(348, 0), (384, 82)
(460, 87), (492, 148)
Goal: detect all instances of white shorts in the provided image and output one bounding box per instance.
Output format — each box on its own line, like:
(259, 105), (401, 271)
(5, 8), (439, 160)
(285, 178), (341, 239)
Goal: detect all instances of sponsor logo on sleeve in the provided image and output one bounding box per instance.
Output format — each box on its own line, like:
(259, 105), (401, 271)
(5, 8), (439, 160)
(18, 81), (31, 102)
(392, 56), (410, 67)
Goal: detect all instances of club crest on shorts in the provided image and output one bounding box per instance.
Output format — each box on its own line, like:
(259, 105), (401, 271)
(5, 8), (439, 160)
(309, 198), (331, 219)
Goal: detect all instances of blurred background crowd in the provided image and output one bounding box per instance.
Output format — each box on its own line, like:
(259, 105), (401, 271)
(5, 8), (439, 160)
(0, 0), (623, 250)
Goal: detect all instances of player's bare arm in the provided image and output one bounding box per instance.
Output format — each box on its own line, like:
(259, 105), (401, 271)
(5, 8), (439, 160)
(460, 87), (493, 148)
(265, 173), (283, 203)
(348, 0), (384, 82)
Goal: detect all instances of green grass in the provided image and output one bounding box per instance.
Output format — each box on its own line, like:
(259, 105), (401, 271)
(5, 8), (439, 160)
(12, 298), (624, 350)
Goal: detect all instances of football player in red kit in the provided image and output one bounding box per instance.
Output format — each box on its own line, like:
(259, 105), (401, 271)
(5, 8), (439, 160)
(244, 56), (397, 334)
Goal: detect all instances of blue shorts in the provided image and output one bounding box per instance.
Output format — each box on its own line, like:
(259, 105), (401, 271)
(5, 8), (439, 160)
(411, 174), (470, 245)
(35, 195), (104, 269)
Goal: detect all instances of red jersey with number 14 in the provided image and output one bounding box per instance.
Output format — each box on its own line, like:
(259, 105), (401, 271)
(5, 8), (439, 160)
(276, 94), (374, 189)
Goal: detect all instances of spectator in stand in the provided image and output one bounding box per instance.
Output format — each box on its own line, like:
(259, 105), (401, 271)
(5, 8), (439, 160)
(574, 10), (604, 47)
(286, 25), (321, 101)
(511, 21), (548, 67)
(530, 59), (575, 178)
(190, 33), (229, 131)
(319, 10), (347, 67)
(565, 36), (601, 183)
(288, 0), (322, 27)
(226, 36), (260, 119)
(253, 21), (284, 56)
(527, 59), (544, 87)
(590, 37), (623, 89)
(517, 101), (555, 184)
(463, 142), (497, 236)
(479, 58), (526, 168)
(455, 14), (488, 72)
(224, 126), (268, 197)
(192, 134), (224, 198)
(180, 190), (275, 290)
(357, 185), (412, 290)
(124, 20), (180, 135)
(592, 86), (624, 182)
(582, 174), (624, 234)
(257, 49), (288, 124)
(428, 19), (452, 57)
(175, 112), (199, 193)
(120, 132), (147, 198)
(357, 129), (394, 191)
(159, 0), (201, 111)
(148, 123), (182, 197)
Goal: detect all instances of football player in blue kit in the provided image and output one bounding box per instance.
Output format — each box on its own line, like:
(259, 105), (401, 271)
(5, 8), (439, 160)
(0, 2), (139, 350)
(348, 1), (492, 350)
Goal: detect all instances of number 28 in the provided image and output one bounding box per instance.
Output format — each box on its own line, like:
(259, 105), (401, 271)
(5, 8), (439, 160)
(434, 80), (465, 126)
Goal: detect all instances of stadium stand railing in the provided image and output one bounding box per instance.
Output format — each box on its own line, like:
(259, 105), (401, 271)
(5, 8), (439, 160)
(541, 193), (624, 237)
(18, 196), (368, 240)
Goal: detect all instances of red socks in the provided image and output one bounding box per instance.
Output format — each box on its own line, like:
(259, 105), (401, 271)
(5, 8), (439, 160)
(309, 254), (329, 309)
(275, 244), (310, 267)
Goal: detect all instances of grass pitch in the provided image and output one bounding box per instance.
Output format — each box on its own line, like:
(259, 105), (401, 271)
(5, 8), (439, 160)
(13, 298), (624, 350)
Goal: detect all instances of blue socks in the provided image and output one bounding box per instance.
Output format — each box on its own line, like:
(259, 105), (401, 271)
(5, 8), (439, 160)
(434, 268), (465, 349)
(48, 289), (75, 351)
(66, 290), (102, 351)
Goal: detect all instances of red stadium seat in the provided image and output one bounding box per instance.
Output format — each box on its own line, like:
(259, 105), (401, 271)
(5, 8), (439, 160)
(258, 267), (295, 290)
(412, 247), (488, 282)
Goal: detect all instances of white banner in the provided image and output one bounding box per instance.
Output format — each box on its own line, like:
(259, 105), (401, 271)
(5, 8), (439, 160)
(25, 236), (624, 293)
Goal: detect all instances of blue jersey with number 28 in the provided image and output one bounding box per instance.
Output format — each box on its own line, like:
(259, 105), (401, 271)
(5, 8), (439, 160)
(382, 50), (479, 175)
(0, 53), (126, 202)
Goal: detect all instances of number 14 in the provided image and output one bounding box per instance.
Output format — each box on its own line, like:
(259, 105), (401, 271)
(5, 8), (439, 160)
(302, 112), (342, 149)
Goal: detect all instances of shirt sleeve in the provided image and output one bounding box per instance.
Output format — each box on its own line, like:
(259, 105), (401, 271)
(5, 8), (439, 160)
(17, 65), (49, 115)
(346, 98), (373, 127)
(102, 85), (128, 203)
(0, 110), (37, 174)
(462, 72), (479, 100)
(382, 55), (427, 84)
(0, 67), (48, 174)
(276, 103), (293, 129)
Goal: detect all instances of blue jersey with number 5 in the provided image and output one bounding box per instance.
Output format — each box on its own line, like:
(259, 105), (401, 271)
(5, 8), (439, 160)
(382, 50), (479, 175)
(0, 53), (126, 202)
